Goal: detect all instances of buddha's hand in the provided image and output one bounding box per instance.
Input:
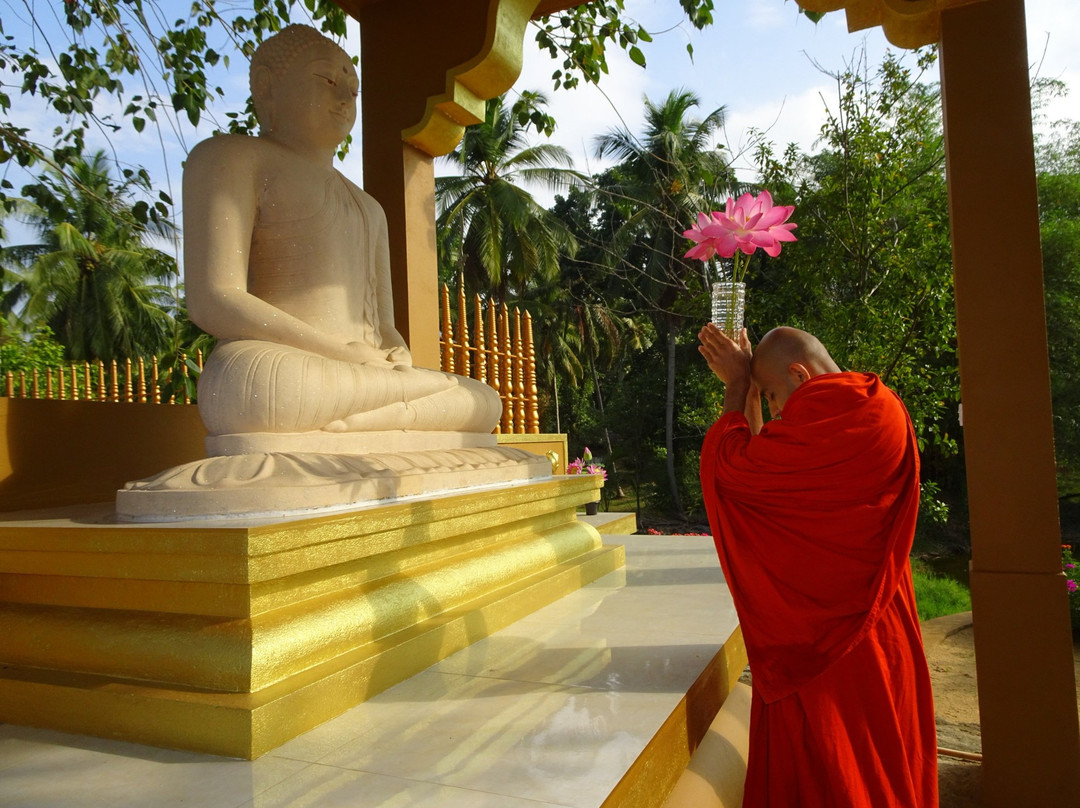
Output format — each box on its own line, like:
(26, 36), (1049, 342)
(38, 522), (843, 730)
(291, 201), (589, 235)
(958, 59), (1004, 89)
(386, 345), (412, 367)
(343, 341), (399, 365)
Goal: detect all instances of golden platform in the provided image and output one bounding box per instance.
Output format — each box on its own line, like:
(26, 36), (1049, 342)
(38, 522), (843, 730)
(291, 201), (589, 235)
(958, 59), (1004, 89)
(0, 474), (622, 759)
(0, 533), (743, 808)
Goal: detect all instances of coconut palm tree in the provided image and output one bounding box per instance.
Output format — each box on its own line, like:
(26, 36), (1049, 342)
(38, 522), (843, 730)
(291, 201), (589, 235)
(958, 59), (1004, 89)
(594, 89), (736, 517)
(435, 93), (582, 303)
(12, 150), (177, 360)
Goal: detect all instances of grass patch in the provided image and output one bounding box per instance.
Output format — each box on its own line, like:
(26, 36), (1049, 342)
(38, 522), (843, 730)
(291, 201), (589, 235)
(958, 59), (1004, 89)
(911, 558), (971, 622)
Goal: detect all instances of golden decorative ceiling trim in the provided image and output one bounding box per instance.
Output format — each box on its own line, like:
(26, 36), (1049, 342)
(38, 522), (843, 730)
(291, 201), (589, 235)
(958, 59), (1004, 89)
(403, 0), (540, 156)
(795, 0), (985, 48)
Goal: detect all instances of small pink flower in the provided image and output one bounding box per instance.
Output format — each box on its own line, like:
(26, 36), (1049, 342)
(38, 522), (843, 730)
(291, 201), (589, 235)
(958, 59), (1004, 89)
(1068, 579), (1078, 593)
(566, 458), (584, 474)
(585, 463), (607, 481)
(1066, 563), (1076, 570)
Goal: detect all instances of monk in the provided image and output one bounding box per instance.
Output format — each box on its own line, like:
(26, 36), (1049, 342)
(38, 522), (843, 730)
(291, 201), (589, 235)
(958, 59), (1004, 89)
(697, 323), (938, 807)
(183, 25), (502, 442)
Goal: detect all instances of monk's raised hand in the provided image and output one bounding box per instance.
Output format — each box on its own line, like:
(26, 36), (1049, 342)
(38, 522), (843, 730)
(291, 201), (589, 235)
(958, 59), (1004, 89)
(698, 324), (751, 388)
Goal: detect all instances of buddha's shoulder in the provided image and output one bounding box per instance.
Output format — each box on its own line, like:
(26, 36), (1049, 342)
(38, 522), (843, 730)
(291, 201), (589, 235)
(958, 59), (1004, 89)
(187, 134), (282, 170)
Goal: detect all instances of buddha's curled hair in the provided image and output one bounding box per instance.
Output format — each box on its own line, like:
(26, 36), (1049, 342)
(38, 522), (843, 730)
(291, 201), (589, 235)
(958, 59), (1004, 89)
(250, 24), (349, 87)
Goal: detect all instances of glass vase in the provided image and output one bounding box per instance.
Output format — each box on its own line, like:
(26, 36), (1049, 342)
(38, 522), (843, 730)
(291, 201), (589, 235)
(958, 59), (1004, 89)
(711, 281), (746, 340)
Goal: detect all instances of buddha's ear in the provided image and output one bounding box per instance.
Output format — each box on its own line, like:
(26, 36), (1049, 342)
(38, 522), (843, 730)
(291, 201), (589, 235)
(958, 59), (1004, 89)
(251, 65), (274, 124)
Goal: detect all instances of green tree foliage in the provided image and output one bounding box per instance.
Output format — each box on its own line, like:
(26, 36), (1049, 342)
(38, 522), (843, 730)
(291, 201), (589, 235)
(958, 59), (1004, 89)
(9, 149), (177, 360)
(0, 322), (64, 378)
(1035, 85), (1080, 494)
(0, 0), (350, 212)
(0, 1), (726, 220)
(435, 94), (580, 302)
(593, 89), (735, 517)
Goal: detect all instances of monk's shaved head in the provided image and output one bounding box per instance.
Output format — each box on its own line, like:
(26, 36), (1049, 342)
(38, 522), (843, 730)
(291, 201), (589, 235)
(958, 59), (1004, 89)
(750, 327), (840, 418)
(751, 327), (839, 380)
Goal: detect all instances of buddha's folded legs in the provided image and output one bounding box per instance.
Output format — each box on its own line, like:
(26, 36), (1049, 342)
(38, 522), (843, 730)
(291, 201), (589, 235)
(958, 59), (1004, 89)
(197, 340), (502, 435)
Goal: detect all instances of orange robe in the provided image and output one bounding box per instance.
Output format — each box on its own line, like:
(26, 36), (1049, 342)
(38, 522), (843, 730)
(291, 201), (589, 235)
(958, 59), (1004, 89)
(700, 372), (938, 807)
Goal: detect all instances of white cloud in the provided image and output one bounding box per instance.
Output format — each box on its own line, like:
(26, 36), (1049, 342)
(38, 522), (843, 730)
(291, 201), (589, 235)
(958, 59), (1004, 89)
(721, 82), (833, 177)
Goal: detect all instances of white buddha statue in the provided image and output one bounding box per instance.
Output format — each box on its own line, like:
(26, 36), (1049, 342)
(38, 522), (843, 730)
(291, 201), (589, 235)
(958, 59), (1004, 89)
(184, 24), (502, 448)
(116, 25), (547, 519)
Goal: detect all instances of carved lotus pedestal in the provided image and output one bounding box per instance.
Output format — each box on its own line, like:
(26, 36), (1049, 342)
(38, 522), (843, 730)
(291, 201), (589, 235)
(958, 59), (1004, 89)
(0, 474), (620, 759)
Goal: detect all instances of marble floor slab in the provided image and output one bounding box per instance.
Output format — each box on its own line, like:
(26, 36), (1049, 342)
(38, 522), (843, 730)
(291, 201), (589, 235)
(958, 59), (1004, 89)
(0, 534), (737, 808)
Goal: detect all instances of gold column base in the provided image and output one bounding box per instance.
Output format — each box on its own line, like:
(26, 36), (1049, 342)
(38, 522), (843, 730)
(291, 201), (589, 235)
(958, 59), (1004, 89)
(0, 475), (622, 759)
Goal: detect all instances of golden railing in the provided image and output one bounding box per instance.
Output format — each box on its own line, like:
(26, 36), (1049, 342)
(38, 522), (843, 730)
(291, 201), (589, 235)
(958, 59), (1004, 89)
(3, 286), (541, 432)
(3, 353), (203, 404)
(439, 281), (539, 434)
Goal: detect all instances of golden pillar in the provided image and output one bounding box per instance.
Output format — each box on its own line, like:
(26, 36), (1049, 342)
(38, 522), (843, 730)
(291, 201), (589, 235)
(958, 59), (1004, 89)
(940, 0), (1080, 802)
(342, 0), (541, 368)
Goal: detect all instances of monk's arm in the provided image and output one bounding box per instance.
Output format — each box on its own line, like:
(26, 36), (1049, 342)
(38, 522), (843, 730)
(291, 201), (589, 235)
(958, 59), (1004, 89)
(744, 379), (763, 434)
(183, 138), (386, 365)
(738, 330), (763, 434)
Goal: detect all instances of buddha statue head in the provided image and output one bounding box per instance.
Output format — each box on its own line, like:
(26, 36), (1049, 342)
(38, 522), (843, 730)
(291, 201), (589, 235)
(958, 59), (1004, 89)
(250, 25), (359, 147)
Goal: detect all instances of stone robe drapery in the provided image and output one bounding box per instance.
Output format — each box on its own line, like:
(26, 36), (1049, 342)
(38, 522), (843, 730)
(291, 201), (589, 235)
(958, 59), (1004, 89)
(700, 372), (938, 807)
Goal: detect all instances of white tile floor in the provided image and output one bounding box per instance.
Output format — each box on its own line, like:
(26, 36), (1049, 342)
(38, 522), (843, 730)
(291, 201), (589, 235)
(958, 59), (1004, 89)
(0, 535), (738, 808)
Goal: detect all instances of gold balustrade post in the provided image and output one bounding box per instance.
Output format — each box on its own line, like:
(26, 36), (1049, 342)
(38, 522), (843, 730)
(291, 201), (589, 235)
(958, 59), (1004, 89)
(456, 276), (470, 378)
(5, 371), (13, 398)
(181, 353), (191, 405)
(31, 369), (40, 399)
(498, 303), (512, 434)
(474, 294), (487, 385)
(45, 368), (54, 399)
(137, 357), (147, 403)
(109, 360), (119, 403)
(124, 358), (134, 403)
(18, 370), (26, 398)
(486, 300), (498, 394)
(513, 309), (525, 433)
(152, 356), (161, 404)
(524, 311), (539, 433)
(440, 283), (454, 374)
(95, 362), (105, 402)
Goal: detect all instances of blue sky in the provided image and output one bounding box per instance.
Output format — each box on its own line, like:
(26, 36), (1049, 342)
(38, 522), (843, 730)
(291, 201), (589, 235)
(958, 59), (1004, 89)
(502, 0), (1080, 203)
(3, 0), (1077, 251)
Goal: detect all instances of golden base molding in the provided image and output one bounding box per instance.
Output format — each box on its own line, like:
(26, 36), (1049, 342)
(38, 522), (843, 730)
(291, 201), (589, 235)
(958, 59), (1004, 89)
(0, 476), (622, 759)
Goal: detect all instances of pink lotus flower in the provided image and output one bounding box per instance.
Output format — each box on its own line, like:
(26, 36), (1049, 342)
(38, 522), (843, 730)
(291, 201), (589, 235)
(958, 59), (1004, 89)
(566, 447), (605, 480)
(683, 189), (797, 282)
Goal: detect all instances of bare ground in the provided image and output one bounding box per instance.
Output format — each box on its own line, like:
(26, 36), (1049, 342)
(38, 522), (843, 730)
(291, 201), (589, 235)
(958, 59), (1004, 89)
(925, 612), (1080, 807)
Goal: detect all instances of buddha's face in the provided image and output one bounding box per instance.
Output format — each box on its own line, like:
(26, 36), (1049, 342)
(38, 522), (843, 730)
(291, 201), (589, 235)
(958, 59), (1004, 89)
(264, 45), (358, 149)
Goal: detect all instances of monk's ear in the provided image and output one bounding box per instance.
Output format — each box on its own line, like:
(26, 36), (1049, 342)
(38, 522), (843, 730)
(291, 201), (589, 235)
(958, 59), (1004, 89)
(788, 362), (812, 385)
